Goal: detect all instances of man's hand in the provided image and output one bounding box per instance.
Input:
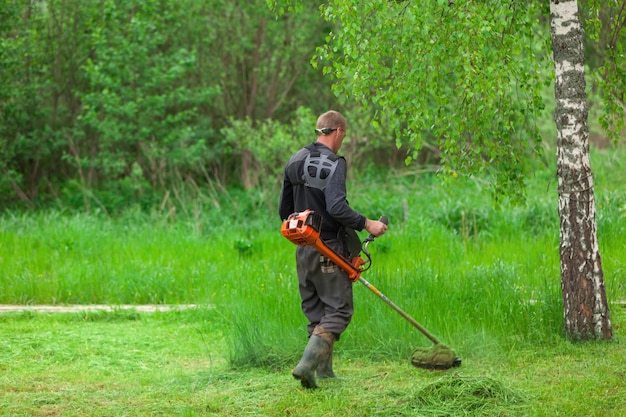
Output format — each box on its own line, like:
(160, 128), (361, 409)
(365, 219), (388, 237)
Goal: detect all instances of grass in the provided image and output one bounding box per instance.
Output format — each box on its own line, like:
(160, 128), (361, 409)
(0, 147), (625, 415)
(0, 308), (625, 416)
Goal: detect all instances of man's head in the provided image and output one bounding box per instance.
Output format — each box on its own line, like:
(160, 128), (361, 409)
(315, 110), (347, 153)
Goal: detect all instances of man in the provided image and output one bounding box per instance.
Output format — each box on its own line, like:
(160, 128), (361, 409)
(278, 110), (388, 389)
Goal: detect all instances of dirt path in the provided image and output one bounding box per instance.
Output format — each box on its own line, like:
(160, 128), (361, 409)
(0, 304), (201, 313)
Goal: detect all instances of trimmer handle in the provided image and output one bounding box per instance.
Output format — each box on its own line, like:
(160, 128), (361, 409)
(365, 215), (389, 243)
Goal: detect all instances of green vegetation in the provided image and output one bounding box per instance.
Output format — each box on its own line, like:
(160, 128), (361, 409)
(0, 0), (337, 209)
(2, 1), (624, 212)
(1, 0), (624, 414)
(1, 148), (625, 415)
(1, 308), (625, 416)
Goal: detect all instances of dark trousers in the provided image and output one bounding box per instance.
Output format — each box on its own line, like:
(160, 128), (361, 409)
(295, 240), (354, 339)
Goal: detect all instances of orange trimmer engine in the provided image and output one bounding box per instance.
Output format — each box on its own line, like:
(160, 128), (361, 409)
(281, 210), (365, 282)
(280, 209), (323, 246)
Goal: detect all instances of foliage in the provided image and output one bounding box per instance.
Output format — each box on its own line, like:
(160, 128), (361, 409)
(302, 1), (549, 201)
(220, 106), (316, 189)
(0, 0), (337, 210)
(271, 0), (626, 202)
(0, 1), (52, 206)
(72, 0), (215, 210)
(2, 0), (624, 211)
(583, 0), (626, 144)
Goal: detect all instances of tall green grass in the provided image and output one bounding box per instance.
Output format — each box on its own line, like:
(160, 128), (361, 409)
(1, 148), (624, 368)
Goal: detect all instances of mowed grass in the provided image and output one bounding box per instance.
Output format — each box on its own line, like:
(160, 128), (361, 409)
(0, 147), (625, 415)
(0, 308), (624, 416)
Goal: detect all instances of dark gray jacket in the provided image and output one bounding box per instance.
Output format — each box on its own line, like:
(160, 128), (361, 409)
(279, 142), (366, 241)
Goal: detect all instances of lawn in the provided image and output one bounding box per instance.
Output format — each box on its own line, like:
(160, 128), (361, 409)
(0, 307), (624, 416)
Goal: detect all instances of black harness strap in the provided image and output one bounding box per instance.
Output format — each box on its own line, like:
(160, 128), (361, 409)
(303, 144), (340, 191)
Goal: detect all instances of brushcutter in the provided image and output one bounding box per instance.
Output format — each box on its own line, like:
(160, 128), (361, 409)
(281, 210), (461, 370)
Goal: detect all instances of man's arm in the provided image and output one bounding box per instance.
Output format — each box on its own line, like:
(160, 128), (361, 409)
(324, 159), (366, 231)
(325, 158), (388, 237)
(278, 175), (294, 220)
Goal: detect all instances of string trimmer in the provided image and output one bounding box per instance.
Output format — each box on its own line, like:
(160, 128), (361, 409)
(281, 210), (461, 370)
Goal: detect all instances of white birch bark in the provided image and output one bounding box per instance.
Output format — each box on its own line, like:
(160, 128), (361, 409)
(549, 0), (612, 339)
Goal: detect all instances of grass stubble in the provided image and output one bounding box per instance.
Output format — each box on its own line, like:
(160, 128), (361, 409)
(1, 308), (624, 416)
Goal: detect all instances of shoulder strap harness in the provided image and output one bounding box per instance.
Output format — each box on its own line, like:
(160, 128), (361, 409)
(303, 143), (340, 191)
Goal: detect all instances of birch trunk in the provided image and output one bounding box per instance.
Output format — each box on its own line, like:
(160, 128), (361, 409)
(549, 0), (612, 339)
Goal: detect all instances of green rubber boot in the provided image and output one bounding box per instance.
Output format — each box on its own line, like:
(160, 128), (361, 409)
(292, 327), (331, 389)
(316, 332), (338, 379)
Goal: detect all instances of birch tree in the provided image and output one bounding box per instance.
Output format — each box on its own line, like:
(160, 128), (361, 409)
(549, 0), (612, 339)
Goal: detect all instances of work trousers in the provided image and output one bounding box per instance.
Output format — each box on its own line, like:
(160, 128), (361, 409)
(295, 239), (354, 339)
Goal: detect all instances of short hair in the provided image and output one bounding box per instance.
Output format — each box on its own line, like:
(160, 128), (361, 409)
(316, 110), (346, 130)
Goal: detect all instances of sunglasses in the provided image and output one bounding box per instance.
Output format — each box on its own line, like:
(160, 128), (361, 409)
(315, 127), (344, 136)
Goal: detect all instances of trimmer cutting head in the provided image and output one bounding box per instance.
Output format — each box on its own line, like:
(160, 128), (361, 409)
(411, 343), (462, 370)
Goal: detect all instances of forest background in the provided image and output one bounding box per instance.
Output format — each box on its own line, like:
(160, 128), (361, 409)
(0, 0), (624, 212)
(1, 0), (380, 212)
(1, 1), (626, 415)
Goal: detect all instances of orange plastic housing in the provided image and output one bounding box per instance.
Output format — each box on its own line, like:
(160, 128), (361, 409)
(281, 210), (363, 282)
(280, 210), (322, 245)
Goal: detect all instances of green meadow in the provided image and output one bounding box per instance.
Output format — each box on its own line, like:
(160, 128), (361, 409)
(1, 148), (625, 416)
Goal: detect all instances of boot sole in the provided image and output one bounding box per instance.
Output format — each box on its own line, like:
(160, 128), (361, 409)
(292, 370), (318, 389)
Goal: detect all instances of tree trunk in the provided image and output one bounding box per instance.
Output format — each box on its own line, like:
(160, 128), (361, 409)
(549, 0), (612, 340)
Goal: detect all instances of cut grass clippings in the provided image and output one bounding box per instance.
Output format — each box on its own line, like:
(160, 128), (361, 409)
(412, 376), (531, 416)
(1, 308), (625, 416)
